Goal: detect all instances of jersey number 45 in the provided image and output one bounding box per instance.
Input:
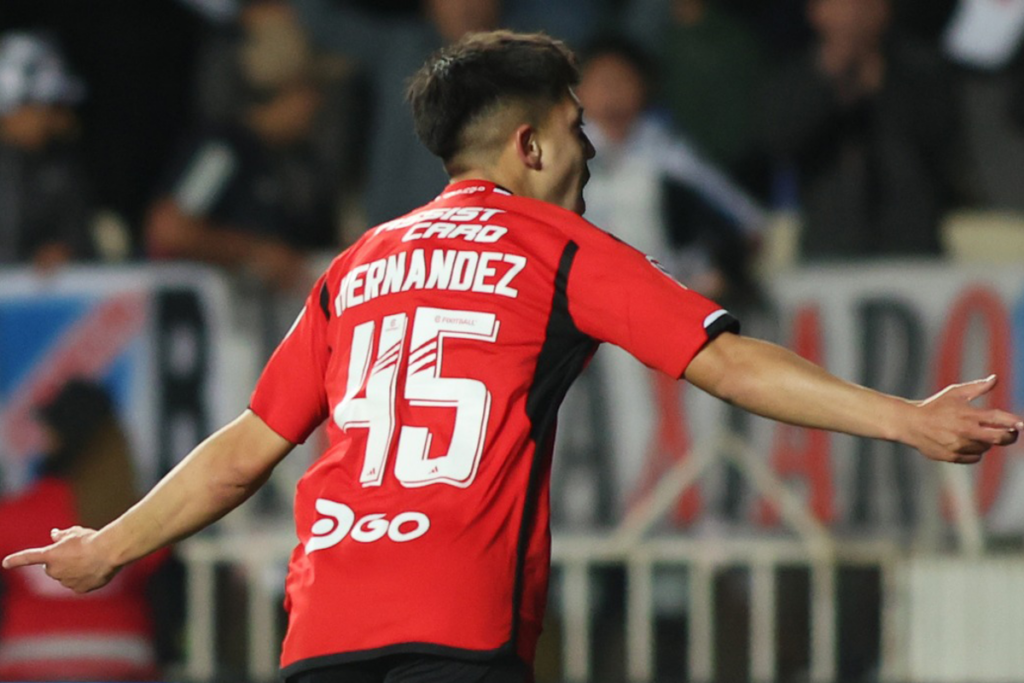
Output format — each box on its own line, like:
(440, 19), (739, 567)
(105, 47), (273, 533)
(333, 307), (500, 489)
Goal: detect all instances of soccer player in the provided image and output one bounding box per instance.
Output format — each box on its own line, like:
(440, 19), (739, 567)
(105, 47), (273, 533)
(4, 31), (1021, 683)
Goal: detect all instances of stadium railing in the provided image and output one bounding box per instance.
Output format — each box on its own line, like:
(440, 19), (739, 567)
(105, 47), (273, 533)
(177, 428), (995, 683)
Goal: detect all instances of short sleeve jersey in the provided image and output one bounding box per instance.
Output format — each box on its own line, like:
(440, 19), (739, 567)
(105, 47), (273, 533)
(250, 180), (738, 677)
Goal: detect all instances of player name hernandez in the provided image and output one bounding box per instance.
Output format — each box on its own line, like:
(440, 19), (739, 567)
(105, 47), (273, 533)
(335, 248), (527, 315)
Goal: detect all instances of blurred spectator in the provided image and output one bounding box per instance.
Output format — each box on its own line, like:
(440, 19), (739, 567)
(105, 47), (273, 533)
(627, 0), (766, 192)
(716, 0), (812, 61)
(145, 1), (339, 292)
(289, 0), (499, 227)
(0, 32), (96, 269)
(944, 0), (1024, 212)
(0, 380), (168, 681)
(2, 0), (206, 247)
(1012, 47), (1024, 130)
(896, 0), (958, 44)
(577, 36), (765, 306)
(502, 0), (608, 48)
(556, 35), (764, 538)
(332, 0), (419, 14)
(762, 0), (966, 260)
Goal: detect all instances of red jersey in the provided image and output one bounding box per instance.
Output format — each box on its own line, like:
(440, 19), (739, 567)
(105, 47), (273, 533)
(250, 180), (738, 677)
(0, 478), (166, 681)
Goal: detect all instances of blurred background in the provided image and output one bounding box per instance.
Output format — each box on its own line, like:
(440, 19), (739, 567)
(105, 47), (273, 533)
(1, 0), (1024, 681)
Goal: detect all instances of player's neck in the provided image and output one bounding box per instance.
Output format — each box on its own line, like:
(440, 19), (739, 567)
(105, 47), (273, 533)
(449, 159), (540, 203)
(449, 168), (516, 191)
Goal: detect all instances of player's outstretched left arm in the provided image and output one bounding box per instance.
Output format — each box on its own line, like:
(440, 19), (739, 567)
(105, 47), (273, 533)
(2, 410), (293, 593)
(684, 332), (1023, 463)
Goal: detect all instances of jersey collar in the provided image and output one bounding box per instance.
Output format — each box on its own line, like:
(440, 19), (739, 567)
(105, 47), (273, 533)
(437, 179), (514, 201)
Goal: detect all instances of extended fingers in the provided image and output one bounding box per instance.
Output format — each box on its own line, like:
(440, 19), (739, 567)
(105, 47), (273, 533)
(3, 527), (88, 571)
(953, 374), (998, 402)
(991, 426), (1020, 446)
(968, 374), (999, 400)
(50, 526), (84, 542)
(978, 409), (1024, 432)
(961, 423), (1019, 446)
(2, 547), (50, 570)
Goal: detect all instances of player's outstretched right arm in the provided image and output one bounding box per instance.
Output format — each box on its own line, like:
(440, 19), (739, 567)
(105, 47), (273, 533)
(1, 410), (293, 593)
(684, 332), (1023, 464)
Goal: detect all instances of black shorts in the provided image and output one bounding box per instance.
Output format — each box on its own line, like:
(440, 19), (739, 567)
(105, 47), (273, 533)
(285, 654), (531, 683)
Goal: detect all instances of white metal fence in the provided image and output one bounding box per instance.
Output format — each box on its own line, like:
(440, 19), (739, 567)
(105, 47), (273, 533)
(182, 529), (907, 683)
(179, 433), (993, 683)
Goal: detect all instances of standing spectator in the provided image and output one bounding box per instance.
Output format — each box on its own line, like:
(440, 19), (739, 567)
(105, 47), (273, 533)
(144, 2), (338, 292)
(762, 0), (966, 260)
(896, 0), (959, 43)
(944, 0), (1024, 213)
(1011, 45), (1024, 134)
(0, 380), (168, 681)
(0, 32), (95, 269)
(560, 35), (765, 535)
(2, 0), (206, 247)
(628, 0), (766, 191)
(289, 0), (499, 227)
(577, 37), (765, 304)
(716, 0), (812, 61)
(502, 0), (608, 48)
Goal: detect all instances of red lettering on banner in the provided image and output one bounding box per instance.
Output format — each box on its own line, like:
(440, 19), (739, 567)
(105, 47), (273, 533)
(757, 306), (835, 526)
(936, 286), (1012, 517)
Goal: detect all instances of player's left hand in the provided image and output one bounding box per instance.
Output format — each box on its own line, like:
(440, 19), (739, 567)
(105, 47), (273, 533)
(1, 526), (120, 594)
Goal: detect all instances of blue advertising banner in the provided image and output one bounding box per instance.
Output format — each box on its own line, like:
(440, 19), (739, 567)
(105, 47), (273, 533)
(0, 265), (236, 496)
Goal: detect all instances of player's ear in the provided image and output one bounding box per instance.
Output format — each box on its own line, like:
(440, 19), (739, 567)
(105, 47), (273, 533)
(513, 124), (542, 170)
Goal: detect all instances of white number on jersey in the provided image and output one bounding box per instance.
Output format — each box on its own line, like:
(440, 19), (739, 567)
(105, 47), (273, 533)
(332, 307), (499, 488)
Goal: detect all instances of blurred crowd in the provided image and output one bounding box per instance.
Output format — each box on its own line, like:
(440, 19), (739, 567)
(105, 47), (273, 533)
(2, 0), (1024, 303)
(3, 2), (1023, 680)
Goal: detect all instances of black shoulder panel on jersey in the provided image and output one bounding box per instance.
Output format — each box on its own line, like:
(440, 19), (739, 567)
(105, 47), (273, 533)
(319, 280), (331, 321)
(524, 241), (595, 444)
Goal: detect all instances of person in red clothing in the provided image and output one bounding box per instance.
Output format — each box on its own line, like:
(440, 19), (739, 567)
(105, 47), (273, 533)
(0, 380), (166, 681)
(3, 31), (1022, 683)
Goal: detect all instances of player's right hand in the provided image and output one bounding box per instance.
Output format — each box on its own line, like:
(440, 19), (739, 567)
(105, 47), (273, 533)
(1, 526), (120, 594)
(907, 375), (1023, 464)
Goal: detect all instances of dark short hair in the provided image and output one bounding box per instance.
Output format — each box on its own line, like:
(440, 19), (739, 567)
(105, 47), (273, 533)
(407, 30), (579, 168)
